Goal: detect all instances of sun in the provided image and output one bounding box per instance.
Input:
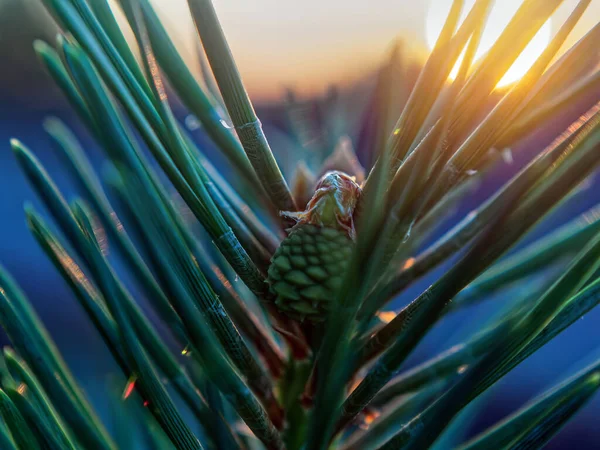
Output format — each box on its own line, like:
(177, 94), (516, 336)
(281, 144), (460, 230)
(426, 0), (552, 87)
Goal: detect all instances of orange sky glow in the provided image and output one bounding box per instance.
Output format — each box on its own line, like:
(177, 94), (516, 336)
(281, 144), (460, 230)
(113, 0), (600, 101)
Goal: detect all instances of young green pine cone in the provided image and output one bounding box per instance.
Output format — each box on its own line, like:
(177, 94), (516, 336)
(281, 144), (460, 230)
(268, 171), (361, 322)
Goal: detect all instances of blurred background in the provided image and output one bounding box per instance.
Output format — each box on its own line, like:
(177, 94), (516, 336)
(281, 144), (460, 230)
(1, 0), (600, 448)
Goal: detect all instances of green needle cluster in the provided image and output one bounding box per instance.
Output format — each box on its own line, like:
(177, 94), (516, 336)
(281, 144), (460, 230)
(0, 0), (599, 449)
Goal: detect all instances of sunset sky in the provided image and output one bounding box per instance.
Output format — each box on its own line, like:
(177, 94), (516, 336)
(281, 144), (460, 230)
(118, 0), (600, 101)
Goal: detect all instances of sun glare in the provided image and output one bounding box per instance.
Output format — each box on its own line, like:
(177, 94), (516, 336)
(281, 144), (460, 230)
(426, 0), (552, 87)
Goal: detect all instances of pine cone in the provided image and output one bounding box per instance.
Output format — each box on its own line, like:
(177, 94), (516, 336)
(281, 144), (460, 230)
(268, 224), (352, 322)
(268, 171), (361, 322)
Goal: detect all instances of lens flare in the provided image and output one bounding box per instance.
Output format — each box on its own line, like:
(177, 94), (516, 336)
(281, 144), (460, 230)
(426, 0), (552, 87)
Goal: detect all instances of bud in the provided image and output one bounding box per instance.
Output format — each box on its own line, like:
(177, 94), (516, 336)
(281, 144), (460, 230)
(268, 171), (361, 322)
